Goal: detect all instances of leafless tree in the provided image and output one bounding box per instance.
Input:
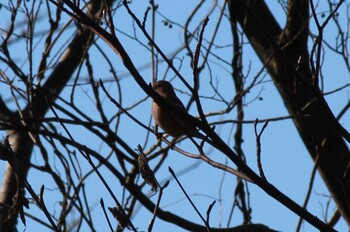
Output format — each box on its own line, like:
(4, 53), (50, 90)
(0, 0), (349, 231)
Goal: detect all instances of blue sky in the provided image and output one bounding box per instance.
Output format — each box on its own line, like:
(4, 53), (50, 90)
(1, 1), (349, 231)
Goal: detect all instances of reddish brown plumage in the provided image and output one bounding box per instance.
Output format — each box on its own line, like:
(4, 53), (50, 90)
(152, 80), (200, 138)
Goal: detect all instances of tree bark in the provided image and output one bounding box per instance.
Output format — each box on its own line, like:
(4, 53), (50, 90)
(229, 0), (350, 225)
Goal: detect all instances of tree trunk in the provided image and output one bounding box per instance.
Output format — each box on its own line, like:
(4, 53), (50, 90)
(229, 0), (350, 225)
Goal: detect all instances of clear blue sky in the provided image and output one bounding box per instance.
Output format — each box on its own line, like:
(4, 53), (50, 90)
(1, 1), (348, 231)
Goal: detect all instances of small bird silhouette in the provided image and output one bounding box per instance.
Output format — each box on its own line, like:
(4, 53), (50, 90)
(151, 80), (207, 141)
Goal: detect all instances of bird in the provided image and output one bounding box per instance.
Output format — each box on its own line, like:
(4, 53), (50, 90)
(151, 80), (208, 142)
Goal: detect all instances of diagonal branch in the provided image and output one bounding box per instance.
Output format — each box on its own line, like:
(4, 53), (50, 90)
(229, 0), (350, 226)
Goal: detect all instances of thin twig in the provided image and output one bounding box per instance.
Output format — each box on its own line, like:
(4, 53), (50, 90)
(295, 152), (320, 232)
(100, 198), (114, 232)
(254, 119), (268, 180)
(148, 181), (169, 232)
(192, 16), (210, 124)
(99, 79), (153, 133)
(168, 167), (211, 232)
